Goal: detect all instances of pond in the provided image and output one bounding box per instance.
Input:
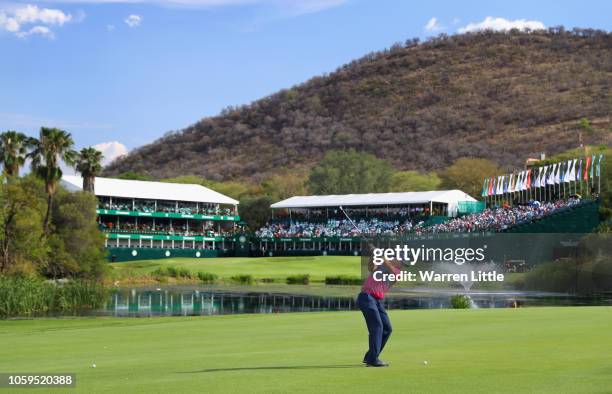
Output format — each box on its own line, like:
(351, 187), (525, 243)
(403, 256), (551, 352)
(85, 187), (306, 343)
(97, 286), (612, 317)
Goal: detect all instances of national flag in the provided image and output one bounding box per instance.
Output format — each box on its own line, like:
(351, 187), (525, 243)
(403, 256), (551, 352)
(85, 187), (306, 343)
(481, 178), (488, 197)
(526, 169), (532, 189)
(537, 167), (544, 187)
(549, 165), (554, 184)
(554, 163), (561, 184)
(514, 173), (519, 192)
(576, 159), (583, 181)
(596, 154), (604, 177)
(590, 154), (595, 179)
(488, 176), (494, 196)
(564, 159), (572, 183)
(584, 156), (591, 180)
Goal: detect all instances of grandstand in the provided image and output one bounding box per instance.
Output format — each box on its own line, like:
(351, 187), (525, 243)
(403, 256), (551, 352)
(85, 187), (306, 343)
(61, 176), (243, 261)
(255, 190), (477, 255)
(255, 190), (602, 256)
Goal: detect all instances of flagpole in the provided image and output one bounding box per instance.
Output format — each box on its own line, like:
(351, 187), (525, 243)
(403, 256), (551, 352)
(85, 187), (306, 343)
(598, 167), (600, 195)
(598, 156), (601, 195)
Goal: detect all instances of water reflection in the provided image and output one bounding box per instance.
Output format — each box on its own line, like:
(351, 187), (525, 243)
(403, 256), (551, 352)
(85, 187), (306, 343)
(106, 289), (361, 317)
(101, 287), (612, 317)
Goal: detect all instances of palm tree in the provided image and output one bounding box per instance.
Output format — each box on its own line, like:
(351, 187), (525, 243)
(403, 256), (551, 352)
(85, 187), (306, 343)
(29, 127), (76, 234)
(0, 131), (33, 178)
(75, 147), (104, 193)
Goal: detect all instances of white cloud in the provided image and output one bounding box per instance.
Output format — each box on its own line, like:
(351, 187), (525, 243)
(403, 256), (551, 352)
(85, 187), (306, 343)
(93, 141), (129, 166)
(0, 4), (72, 38)
(16, 25), (55, 39)
(14, 4), (72, 25)
(0, 14), (20, 32)
(458, 17), (545, 34)
(124, 14), (142, 27)
(424, 17), (442, 32)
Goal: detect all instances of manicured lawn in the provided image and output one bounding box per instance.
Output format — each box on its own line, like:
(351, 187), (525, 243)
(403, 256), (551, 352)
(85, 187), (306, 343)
(110, 255), (361, 282)
(1, 307), (611, 393)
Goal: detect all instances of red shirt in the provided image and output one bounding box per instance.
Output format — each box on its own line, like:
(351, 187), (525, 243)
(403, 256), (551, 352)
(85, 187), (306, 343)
(361, 263), (400, 300)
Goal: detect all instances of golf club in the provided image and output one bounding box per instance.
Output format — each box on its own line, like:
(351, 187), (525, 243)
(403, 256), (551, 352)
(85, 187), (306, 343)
(339, 205), (376, 252)
(339, 205), (360, 233)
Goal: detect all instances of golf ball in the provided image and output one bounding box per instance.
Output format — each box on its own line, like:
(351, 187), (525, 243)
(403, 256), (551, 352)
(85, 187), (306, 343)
(423, 361), (428, 365)
(92, 364), (96, 368)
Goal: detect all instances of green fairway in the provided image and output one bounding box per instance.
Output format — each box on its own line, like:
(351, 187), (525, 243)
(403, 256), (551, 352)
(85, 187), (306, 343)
(1, 307), (611, 393)
(110, 255), (361, 282)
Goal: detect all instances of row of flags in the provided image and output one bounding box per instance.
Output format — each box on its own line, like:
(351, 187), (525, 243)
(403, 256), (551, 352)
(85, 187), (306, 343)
(482, 154), (605, 197)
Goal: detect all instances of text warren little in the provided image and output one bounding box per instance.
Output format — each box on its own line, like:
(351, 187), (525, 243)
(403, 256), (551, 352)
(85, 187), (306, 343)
(373, 270), (505, 282)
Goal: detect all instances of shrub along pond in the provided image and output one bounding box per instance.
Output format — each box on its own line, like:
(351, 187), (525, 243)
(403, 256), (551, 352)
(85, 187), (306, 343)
(0, 276), (107, 318)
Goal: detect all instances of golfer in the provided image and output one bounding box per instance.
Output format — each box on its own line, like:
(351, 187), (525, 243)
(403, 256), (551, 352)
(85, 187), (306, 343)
(357, 255), (399, 367)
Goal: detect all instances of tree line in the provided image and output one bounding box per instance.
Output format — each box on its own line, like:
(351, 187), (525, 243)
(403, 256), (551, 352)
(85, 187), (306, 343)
(0, 129), (106, 279)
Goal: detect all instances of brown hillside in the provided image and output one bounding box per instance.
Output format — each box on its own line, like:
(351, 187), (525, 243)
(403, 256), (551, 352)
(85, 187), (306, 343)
(104, 28), (612, 181)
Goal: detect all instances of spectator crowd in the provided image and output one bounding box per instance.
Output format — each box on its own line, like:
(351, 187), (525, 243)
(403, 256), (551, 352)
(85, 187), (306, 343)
(256, 198), (583, 238)
(99, 221), (236, 237)
(98, 199), (236, 216)
(256, 218), (414, 238)
(414, 198), (581, 234)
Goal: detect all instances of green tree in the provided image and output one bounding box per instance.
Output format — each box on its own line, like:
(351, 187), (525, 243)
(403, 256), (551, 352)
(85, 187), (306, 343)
(261, 169), (309, 201)
(0, 176), (47, 275)
(579, 117), (594, 134)
(306, 150), (392, 195)
(0, 131), (33, 178)
(116, 171), (152, 181)
(75, 147), (104, 193)
(239, 195), (273, 230)
(29, 127), (76, 234)
(47, 189), (107, 279)
(389, 171), (441, 192)
(438, 157), (502, 199)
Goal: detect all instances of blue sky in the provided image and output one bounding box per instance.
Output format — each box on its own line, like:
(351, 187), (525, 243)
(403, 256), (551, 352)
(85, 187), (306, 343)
(1, 0), (610, 162)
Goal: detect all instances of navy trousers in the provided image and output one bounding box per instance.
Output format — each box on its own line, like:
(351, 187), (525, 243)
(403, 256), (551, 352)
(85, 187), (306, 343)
(357, 292), (392, 364)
